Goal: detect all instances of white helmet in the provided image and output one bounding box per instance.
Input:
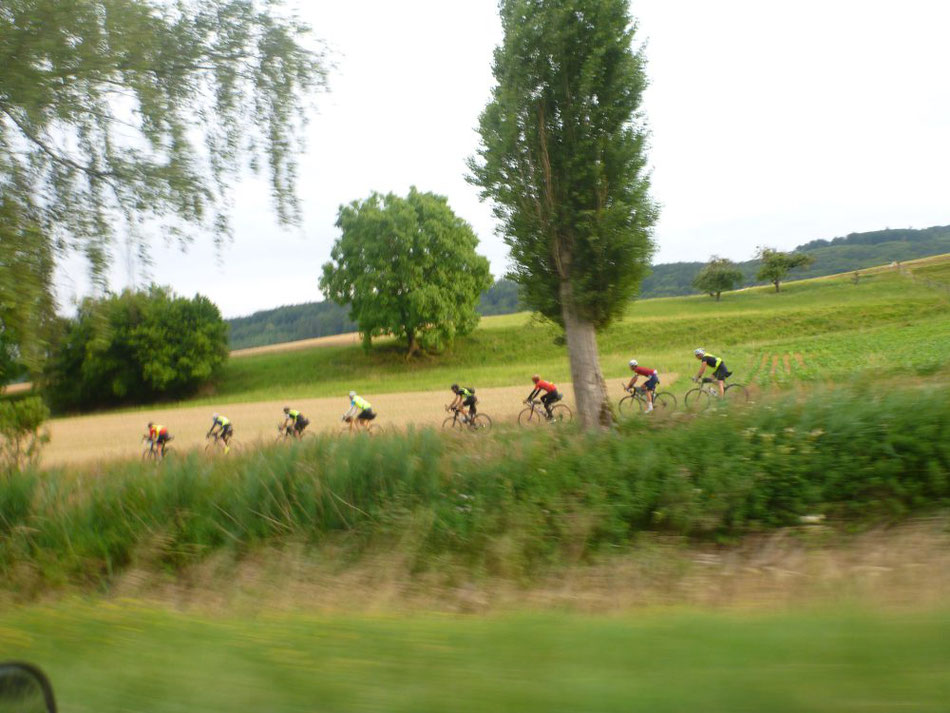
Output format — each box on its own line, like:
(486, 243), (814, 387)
(348, 391), (356, 398)
(694, 348), (705, 356)
(212, 413), (219, 420)
(628, 359), (638, 367)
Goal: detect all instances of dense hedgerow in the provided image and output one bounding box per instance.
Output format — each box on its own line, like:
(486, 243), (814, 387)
(1, 385), (947, 588)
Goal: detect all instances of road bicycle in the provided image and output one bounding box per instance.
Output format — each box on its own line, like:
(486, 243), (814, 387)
(683, 377), (749, 412)
(142, 436), (172, 461)
(618, 384), (677, 416)
(338, 415), (381, 437)
(205, 431), (239, 454)
(275, 421), (313, 443)
(442, 404), (492, 432)
(518, 397), (573, 426)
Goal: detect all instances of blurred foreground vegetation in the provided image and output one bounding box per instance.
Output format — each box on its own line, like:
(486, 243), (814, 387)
(2, 383), (947, 594)
(0, 602), (948, 713)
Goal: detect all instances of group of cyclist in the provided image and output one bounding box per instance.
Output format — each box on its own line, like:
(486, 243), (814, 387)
(447, 347), (731, 422)
(143, 392), (381, 456)
(143, 348), (731, 454)
(623, 348), (730, 412)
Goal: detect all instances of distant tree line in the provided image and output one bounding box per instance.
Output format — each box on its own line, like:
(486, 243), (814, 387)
(640, 225), (950, 298)
(227, 279), (523, 350)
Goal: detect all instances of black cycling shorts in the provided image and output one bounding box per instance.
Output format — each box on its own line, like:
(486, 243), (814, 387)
(358, 409), (376, 421)
(713, 363), (730, 381)
(643, 374), (659, 391)
(462, 395), (476, 408)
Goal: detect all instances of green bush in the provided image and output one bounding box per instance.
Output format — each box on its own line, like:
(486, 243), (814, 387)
(0, 396), (49, 472)
(2, 386), (948, 588)
(42, 286), (228, 412)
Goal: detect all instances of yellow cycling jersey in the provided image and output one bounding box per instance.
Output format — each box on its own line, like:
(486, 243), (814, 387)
(352, 396), (371, 411)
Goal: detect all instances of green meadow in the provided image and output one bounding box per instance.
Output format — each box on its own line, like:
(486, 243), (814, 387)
(203, 259), (949, 405)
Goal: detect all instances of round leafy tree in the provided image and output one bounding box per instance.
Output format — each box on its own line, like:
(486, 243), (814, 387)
(320, 188), (493, 355)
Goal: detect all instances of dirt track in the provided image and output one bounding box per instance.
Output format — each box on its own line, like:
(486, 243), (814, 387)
(40, 374), (677, 468)
(229, 331), (366, 358)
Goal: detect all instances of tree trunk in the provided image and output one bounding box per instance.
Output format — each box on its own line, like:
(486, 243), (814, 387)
(773, 280), (781, 293)
(559, 280), (612, 430)
(406, 329), (420, 357)
(715, 291), (721, 302)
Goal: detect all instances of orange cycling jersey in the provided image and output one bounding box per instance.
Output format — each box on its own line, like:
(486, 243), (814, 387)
(149, 425), (168, 439)
(535, 379), (557, 392)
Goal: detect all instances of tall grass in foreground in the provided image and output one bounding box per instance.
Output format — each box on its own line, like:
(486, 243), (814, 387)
(1, 384), (948, 590)
(2, 603), (949, 713)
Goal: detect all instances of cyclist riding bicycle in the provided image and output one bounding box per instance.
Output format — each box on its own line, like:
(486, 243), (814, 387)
(448, 384), (478, 422)
(526, 375), (561, 419)
(343, 391), (376, 431)
(145, 422), (172, 456)
(207, 413), (234, 453)
(626, 360), (659, 413)
(281, 406), (310, 438)
(693, 348), (731, 397)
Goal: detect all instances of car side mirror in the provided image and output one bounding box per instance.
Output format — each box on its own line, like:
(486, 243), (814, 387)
(0, 663), (57, 713)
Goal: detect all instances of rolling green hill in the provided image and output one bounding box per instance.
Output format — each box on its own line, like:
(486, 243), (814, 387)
(205, 255), (950, 405)
(226, 225), (950, 349)
(639, 224), (950, 297)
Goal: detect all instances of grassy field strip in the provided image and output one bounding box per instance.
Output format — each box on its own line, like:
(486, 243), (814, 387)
(42, 379), (680, 467)
(1, 602), (948, 712)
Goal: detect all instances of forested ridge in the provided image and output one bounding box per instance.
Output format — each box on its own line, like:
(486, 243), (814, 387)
(228, 225), (949, 348)
(640, 224), (950, 298)
(228, 279), (521, 349)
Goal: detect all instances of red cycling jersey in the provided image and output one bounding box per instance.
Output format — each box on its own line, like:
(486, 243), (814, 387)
(632, 366), (657, 378)
(534, 379), (557, 392)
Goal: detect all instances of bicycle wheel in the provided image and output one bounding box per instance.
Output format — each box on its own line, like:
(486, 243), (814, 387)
(618, 394), (643, 416)
(204, 439), (219, 454)
(518, 407), (543, 426)
(365, 423), (381, 436)
(684, 388), (710, 412)
(442, 415), (462, 431)
(142, 447), (158, 462)
(652, 392), (677, 413)
(549, 403), (573, 424)
(724, 383), (749, 404)
(471, 414), (492, 432)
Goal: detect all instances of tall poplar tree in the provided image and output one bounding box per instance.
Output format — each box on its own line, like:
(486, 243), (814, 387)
(470, 0), (657, 429)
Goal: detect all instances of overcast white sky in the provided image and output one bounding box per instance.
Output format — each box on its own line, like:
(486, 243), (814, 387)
(63, 0), (950, 318)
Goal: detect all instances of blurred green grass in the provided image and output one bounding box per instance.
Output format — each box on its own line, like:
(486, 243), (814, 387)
(1, 602), (948, 712)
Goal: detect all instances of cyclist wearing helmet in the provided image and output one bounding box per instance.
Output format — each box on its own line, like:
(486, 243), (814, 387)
(145, 422), (172, 455)
(693, 348), (731, 397)
(281, 406), (310, 438)
(448, 384), (478, 421)
(343, 391), (375, 431)
(207, 413), (233, 452)
(626, 359), (659, 413)
(526, 375), (561, 419)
